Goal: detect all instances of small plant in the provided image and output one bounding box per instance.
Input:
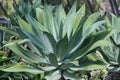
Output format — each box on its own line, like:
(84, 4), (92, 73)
(99, 14), (120, 80)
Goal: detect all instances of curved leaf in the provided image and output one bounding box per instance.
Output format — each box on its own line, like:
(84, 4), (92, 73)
(56, 35), (68, 61)
(48, 53), (58, 67)
(2, 63), (44, 74)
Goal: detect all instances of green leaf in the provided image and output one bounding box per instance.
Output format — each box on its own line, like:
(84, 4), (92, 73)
(107, 66), (120, 72)
(0, 26), (18, 36)
(2, 63), (43, 74)
(89, 41), (112, 53)
(112, 14), (120, 31)
(63, 71), (80, 80)
(117, 48), (120, 64)
(76, 40), (112, 60)
(70, 29), (112, 60)
(93, 30), (112, 41)
(22, 29), (54, 53)
(33, 0), (41, 8)
(25, 14), (42, 35)
(36, 8), (44, 24)
(44, 32), (57, 51)
(44, 5), (58, 40)
(32, 18), (47, 32)
(113, 31), (120, 45)
(67, 2), (77, 16)
(39, 66), (56, 71)
(67, 16), (105, 56)
(105, 16), (112, 30)
(56, 35), (68, 61)
(18, 17), (33, 34)
(48, 53), (58, 67)
(62, 2), (77, 38)
(73, 4), (85, 34)
(99, 47), (111, 64)
(46, 70), (61, 80)
(82, 12), (100, 36)
(5, 40), (47, 63)
(55, 5), (66, 41)
(63, 13), (76, 38)
(70, 60), (106, 71)
(60, 63), (74, 70)
(84, 20), (106, 36)
(0, 57), (13, 63)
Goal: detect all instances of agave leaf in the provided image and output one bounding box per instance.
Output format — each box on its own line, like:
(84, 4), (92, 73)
(39, 66), (56, 71)
(44, 32), (57, 51)
(56, 35), (68, 61)
(107, 66), (120, 72)
(33, 0), (41, 8)
(60, 63), (74, 70)
(105, 16), (112, 30)
(68, 15), (105, 56)
(70, 60), (106, 71)
(36, 8), (44, 24)
(21, 0), (31, 14)
(111, 14), (120, 45)
(112, 14), (120, 31)
(0, 57), (14, 63)
(25, 14), (42, 35)
(16, 28), (28, 39)
(0, 26), (18, 36)
(18, 17), (33, 34)
(18, 39), (43, 56)
(88, 41), (112, 53)
(67, 25), (83, 55)
(69, 30), (112, 60)
(93, 30), (113, 41)
(117, 48), (120, 64)
(44, 5), (58, 40)
(26, 41), (42, 56)
(62, 2), (77, 38)
(82, 12), (100, 36)
(46, 70), (61, 80)
(84, 20), (105, 36)
(22, 27), (54, 53)
(99, 47), (111, 64)
(19, 31), (46, 50)
(48, 53), (58, 67)
(113, 32), (120, 45)
(55, 5), (66, 24)
(32, 18), (48, 32)
(101, 44), (120, 65)
(73, 4), (85, 34)
(63, 13), (76, 38)
(70, 40), (111, 60)
(67, 2), (77, 16)
(2, 63), (44, 74)
(5, 40), (47, 64)
(55, 5), (66, 41)
(63, 71), (80, 80)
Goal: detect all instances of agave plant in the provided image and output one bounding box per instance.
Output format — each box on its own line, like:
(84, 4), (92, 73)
(0, 0), (112, 79)
(98, 14), (120, 80)
(100, 14), (120, 71)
